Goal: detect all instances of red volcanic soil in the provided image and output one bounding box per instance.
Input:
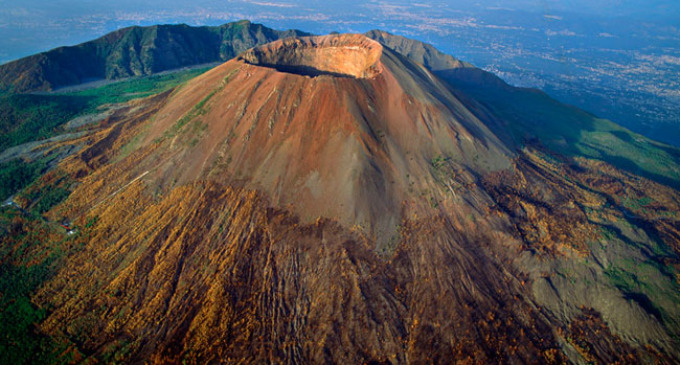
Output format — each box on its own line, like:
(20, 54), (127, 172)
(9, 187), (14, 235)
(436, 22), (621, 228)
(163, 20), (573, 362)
(139, 34), (512, 241)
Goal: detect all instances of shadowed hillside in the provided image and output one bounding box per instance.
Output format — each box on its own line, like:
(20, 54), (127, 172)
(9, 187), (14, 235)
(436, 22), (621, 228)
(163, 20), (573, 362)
(0, 21), (309, 93)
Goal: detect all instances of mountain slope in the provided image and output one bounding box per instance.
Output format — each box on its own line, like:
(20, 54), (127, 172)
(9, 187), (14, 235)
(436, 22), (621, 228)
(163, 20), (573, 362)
(365, 31), (680, 191)
(364, 29), (474, 72)
(435, 67), (680, 189)
(135, 34), (512, 241)
(1, 32), (679, 364)
(0, 21), (309, 93)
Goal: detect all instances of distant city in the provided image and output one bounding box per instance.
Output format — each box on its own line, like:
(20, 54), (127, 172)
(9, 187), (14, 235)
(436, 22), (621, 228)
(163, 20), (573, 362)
(1, 0), (678, 145)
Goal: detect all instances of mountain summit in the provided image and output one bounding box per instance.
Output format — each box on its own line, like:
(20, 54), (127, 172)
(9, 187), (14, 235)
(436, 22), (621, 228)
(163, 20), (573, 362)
(126, 34), (512, 244)
(2, 30), (679, 364)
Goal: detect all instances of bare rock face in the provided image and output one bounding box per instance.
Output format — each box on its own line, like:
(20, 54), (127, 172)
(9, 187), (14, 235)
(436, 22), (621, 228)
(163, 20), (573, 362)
(239, 34), (384, 79)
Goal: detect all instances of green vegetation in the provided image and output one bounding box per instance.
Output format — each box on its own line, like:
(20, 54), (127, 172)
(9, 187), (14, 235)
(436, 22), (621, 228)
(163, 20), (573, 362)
(0, 188), (108, 363)
(32, 187), (71, 214)
(0, 159), (48, 200)
(621, 195), (655, 214)
(15, 169), (74, 216)
(162, 71), (234, 141)
(0, 93), (87, 152)
(85, 215), (99, 229)
(0, 211), (74, 364)
(0, 67), (210, 155)
(70, 67), (209, 107)
(114, 131), (145, 162)
(605, 257), (680, 329)
(166, 88), (217, 138)
(442, 74), (680, 189)
(101, 339), (137, 364)
(430, 155), (447, 170)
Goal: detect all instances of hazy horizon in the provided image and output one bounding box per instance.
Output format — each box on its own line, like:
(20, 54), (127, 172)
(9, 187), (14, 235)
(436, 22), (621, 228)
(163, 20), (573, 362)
(2, 0), (678, 146)
(1, 0), (679, 64)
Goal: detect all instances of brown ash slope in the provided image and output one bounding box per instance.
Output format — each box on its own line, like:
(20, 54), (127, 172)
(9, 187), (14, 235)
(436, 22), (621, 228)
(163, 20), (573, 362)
(5, 33), (680, 364)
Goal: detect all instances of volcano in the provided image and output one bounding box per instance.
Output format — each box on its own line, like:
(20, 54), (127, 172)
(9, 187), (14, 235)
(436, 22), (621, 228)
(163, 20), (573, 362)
(3, 32), (680, 364)
(113, 34), (512, 246)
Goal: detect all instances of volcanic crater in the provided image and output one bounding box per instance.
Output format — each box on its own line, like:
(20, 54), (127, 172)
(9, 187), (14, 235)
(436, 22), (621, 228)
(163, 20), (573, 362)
(238, 34), (384, 78)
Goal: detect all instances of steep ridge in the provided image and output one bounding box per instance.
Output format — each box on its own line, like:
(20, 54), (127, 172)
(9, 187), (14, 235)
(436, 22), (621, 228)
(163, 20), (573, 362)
(0, 21), (309, 93)
(364, 30), (474, 72)
(1, 32), (679, 364)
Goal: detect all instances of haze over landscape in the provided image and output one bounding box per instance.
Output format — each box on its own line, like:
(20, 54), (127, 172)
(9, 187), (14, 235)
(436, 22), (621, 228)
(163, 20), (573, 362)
(1, 1), (679, 364)
(2, 0), (679, 146)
